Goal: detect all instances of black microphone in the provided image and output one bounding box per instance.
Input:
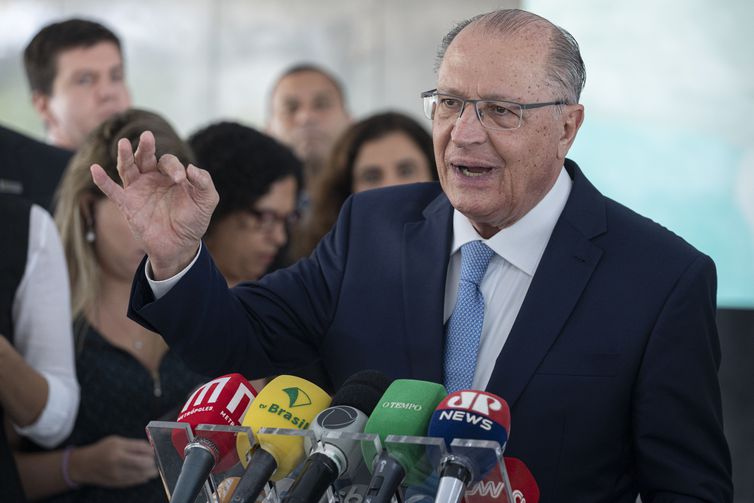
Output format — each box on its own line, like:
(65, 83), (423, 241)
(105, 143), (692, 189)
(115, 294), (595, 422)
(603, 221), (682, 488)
(281, 370), (393, 503)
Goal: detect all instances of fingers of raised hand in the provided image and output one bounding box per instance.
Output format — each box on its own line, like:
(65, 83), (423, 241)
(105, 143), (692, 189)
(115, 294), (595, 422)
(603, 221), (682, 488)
(134, 131), (158, 173)
(186, 163), (219, 203)
(114, 138), (140, 188)
(186, 163), (211, 190)
(157, 153), (187, 185)
(91, 164), (125, 206)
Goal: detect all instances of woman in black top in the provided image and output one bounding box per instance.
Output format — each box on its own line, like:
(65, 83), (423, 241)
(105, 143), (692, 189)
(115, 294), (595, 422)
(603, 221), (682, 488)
(14, 110), (207, 502)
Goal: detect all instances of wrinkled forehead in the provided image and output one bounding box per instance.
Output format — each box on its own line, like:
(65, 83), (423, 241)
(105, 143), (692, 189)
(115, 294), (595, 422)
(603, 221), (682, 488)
(437, 24), (553, 101)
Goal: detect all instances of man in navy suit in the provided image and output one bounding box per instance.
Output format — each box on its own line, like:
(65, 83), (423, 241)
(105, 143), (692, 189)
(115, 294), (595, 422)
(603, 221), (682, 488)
(92, 9), (732, 502)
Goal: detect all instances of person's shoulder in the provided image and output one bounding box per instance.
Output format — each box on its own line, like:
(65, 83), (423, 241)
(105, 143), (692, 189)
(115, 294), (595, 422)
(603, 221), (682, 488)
(350, 182), (445, 215)
(0, 123), (22, 145)
(603, 196), (705, 262)
(567, 160), (706, 265)
(0, 122), (72, 165)
(0, 192), (33, 219)
(0, 122), (72, 189)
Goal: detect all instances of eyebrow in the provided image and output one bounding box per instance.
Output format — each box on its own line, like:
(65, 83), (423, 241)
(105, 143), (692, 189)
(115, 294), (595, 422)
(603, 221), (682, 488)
(68, 69), (96, 80)
(436, 87), (518, 103)
(313, 92), (335, 101)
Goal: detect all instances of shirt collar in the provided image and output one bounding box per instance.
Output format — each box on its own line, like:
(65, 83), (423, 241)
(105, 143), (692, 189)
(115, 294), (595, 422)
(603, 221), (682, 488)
(450, 166), (572, 276)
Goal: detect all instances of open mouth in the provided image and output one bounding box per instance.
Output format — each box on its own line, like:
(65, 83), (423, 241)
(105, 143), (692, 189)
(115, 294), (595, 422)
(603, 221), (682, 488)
(453, 164), (494, 177)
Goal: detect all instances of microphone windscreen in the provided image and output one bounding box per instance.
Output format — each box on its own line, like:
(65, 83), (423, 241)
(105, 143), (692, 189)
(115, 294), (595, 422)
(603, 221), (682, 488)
(330, 369), (393, 414)
(171, 373), (257, 472)
(428, 390), (511, 481)
(362, 379), (447, 478)
(463, 457), (539, 502)
(504, 457), (540, 503)
(236, 375), (331, 480)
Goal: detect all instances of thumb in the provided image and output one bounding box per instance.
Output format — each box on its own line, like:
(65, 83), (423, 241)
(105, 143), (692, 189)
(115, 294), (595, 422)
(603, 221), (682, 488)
(91, 164), (125, 207)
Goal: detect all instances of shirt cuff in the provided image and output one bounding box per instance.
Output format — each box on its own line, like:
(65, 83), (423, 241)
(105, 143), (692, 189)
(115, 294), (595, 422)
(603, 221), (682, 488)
(14, 372), (79, 448)
(146, 243), (203, 300)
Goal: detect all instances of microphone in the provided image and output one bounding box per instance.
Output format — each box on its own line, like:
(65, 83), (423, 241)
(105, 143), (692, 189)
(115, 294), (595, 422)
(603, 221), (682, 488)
(463, 457), (539, 502)
(169, 373), (257, 503)
(503, 457), (539, 503)
(361, 379), (448, 503)
(229, 375), (331, 503)
(281, 370), (393, 503)
(427, 390), (511, 503)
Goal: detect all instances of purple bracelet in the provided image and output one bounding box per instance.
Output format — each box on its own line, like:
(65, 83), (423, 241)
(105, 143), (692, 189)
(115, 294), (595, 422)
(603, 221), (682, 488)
(61, 446), (80, 489)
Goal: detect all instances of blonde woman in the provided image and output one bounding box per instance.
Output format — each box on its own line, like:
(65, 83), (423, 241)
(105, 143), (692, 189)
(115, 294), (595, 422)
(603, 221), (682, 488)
(14, 109), (207, 502)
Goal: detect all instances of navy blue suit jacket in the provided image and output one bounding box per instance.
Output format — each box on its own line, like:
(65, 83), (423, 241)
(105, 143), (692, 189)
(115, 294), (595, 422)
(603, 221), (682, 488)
(129, 160), (732, 502)
(0, 124), (72, 211)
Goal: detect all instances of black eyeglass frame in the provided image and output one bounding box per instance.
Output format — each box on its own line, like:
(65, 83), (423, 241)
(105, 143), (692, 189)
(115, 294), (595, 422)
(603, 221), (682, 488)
(244, 207), (300, 232)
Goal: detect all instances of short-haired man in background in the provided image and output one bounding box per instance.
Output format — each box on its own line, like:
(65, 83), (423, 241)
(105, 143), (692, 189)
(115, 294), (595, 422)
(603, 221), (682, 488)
(266, 64), (350, 188)
(23, 18), (131, 151)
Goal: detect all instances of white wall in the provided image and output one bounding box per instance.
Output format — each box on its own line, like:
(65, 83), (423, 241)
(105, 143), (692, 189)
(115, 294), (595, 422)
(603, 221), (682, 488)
(0, 0), (516, 138)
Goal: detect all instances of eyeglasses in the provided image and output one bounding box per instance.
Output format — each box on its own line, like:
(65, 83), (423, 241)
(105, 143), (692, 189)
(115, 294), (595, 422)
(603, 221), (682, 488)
(245, 208), (300, 233)
(421, 89), (565, 131)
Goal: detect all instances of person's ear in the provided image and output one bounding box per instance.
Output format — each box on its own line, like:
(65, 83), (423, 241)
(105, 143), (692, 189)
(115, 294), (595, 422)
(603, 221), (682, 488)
(557, 104), (585, 160)
(79, 195), (96, 227)
(31, 91), (57, 130)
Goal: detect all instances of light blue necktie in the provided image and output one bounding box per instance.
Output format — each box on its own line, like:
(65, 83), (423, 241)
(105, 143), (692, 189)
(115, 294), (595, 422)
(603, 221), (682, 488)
(443, 240), (495, 393)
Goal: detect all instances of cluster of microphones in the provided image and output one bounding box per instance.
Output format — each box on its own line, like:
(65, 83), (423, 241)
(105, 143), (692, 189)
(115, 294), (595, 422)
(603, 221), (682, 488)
(161, 370), (540, 503)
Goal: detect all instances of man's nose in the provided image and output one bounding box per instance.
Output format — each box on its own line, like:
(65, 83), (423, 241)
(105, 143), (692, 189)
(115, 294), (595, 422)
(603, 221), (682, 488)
(97, 79), (120, 100)
(450, 102), (487, 146)
(269, 221), (288, 247)
(294, 106), (318, 126)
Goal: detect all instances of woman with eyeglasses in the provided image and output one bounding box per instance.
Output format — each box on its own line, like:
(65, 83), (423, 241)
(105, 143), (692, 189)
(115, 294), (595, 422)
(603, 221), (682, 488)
(188, 122), (307, 391)
(188, 122), (303, 287)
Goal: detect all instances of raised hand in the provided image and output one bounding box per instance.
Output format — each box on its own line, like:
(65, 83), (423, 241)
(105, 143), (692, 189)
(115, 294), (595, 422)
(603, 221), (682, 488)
(91, 130), (218, 279)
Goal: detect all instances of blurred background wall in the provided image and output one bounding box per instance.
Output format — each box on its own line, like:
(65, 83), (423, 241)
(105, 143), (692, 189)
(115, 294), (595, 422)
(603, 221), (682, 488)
(0, 0), (516, 136)
(1, 0), (752, 309)
(0, 0), (751, 500)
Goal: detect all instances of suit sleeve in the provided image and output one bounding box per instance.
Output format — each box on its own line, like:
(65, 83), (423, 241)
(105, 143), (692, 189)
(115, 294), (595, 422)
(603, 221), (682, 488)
(634, 254), (733, 502)
(127, 196), (354, 381)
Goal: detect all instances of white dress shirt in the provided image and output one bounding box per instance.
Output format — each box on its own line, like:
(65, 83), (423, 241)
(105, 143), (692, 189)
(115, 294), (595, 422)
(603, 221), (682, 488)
(12, 205), (79, 447)
(443, 167), (572, 390)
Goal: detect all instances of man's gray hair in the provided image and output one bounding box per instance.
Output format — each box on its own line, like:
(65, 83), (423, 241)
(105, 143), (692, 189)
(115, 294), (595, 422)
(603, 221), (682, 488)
(436, 9), (586, 104)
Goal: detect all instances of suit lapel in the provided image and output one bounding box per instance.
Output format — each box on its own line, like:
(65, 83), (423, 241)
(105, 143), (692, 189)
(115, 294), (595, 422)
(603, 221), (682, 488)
(402, 192), (453, 383)
(486, 161), (607, 407)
